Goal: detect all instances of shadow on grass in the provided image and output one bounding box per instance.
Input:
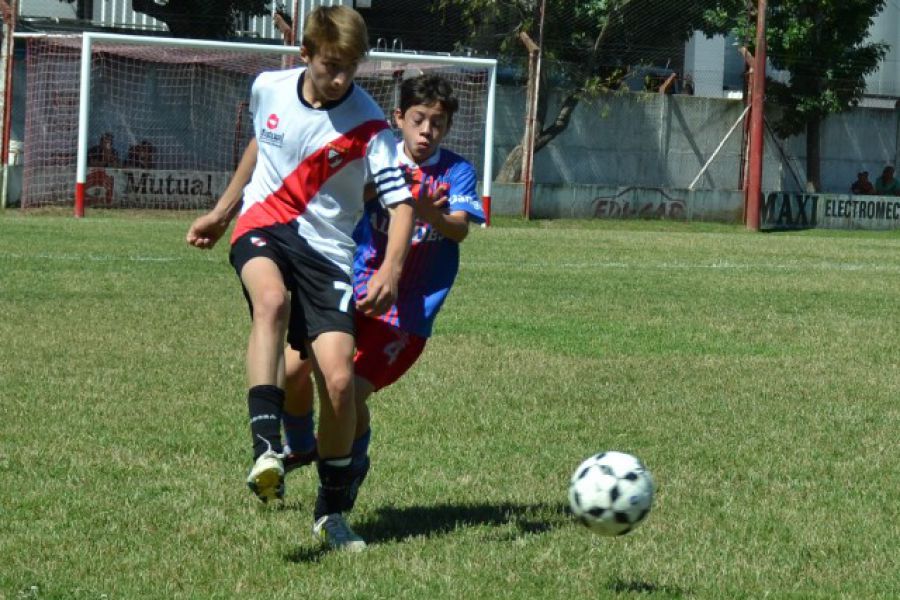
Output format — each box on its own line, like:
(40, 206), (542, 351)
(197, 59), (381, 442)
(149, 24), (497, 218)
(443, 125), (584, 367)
(607, 577), (690, 598)
(356, 501), (569, 544)
(283, 501), (568, 563)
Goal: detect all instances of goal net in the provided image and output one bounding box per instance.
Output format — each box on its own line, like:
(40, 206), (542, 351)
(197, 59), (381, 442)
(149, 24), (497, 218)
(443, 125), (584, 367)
(18, 33), (495, 213)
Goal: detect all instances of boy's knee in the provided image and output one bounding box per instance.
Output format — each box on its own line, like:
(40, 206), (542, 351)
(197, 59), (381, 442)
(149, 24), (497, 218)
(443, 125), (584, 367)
(321, 369), (354, 408)
(253, 288), (289, 322)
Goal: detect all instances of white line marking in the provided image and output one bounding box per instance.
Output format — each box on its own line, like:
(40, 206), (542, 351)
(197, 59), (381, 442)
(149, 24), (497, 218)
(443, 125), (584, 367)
(0, 252), (216, 263)
(462, 260), (900, 273)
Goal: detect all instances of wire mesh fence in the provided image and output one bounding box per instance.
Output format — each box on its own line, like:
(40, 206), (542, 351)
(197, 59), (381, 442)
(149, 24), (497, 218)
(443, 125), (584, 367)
(7, 1), (900, 201)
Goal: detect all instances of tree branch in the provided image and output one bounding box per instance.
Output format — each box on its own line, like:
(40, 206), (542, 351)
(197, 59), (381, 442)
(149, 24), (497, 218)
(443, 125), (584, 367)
(535, 92), (579, 151)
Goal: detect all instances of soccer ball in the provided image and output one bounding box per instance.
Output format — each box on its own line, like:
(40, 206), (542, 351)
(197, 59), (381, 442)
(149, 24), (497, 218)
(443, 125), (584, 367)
(568, 451), (655, 536)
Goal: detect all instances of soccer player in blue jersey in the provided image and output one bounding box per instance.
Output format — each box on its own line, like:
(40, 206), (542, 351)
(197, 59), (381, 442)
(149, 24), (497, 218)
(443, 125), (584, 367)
(279, 74), (485, 546)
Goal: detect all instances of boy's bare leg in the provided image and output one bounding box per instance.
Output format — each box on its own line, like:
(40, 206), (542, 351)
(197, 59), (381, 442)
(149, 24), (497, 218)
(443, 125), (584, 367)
(282, 349), (318, 471)
(308, 331), (368, 550)
(239, 258), (291, 502)
(241, 258), (290, 387)
(310, 331), (356, 459)
(283, 347), (376, 483)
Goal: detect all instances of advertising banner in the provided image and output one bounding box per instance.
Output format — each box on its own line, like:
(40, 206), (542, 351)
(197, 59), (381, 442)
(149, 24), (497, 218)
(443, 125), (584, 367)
(761, 191), (900, 231)
(85, 168), (231, 209)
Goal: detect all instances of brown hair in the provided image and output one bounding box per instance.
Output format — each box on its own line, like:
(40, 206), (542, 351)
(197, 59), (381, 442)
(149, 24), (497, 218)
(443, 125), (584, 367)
(399, 74), (459, 124)
(301, 6), (368, 60)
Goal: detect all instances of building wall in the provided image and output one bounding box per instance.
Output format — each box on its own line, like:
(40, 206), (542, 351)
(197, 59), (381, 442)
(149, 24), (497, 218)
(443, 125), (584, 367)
(19, 0), (77, 20)
(866, 3), (900, 98)
(687, 6), (900, 101)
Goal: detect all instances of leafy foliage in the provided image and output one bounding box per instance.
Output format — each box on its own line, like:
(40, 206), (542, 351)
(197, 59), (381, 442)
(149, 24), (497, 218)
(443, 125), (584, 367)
(705, 0), (888, 138)
(444, 0), (710, 91)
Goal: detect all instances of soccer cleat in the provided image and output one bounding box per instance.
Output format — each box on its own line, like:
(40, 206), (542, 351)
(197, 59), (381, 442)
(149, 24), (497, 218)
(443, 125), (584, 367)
(312, 513), (367, 552)
(246, 449), (285, 503)
(283, 445), (318, 474)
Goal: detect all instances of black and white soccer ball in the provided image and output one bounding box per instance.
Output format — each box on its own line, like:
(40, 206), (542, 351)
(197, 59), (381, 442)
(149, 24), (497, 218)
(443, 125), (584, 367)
(568, 451), (655, 536)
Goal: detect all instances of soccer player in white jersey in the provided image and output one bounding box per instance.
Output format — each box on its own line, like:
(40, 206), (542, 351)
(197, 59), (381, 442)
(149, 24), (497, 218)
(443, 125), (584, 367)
(278, 74), (485, 548)
(185, 6), (416, 551)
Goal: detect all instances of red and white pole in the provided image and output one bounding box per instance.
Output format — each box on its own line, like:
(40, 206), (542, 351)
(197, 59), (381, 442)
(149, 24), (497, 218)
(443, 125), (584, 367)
(0, 0), (17, 210)
(74, 32), (93, 218)
(482, 63), (497, 226)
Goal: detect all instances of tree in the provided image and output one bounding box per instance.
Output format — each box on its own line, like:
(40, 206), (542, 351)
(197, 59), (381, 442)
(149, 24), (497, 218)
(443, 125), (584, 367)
(704, 1), (888, 191)
(439, 0), (714, 182)
(58, 0), (270, 39)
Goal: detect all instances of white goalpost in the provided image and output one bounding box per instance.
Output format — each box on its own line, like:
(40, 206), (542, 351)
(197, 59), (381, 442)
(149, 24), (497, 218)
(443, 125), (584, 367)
(15, 32), (496, 220)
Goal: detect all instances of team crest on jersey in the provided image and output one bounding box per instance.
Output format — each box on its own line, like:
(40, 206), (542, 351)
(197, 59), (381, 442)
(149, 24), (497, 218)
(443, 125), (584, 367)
(250, 236), (268, 247)
(266, 113), (280, 129)
(327, 143), (347, 169)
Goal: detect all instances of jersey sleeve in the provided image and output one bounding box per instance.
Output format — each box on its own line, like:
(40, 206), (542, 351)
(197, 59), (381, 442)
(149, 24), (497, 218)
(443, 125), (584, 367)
(447, 160), (485, 224)
(248, 74), (261, 121)
(366, 128), (412, 208)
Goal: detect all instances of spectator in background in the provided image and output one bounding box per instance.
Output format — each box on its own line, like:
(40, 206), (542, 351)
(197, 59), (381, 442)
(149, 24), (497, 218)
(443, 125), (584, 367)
(273, 4), (294, 45)
(125, 140), (156, 169)
(875, 166), (900, 195)
(851, 170), (875, 195)
(87, 132), (120, 168)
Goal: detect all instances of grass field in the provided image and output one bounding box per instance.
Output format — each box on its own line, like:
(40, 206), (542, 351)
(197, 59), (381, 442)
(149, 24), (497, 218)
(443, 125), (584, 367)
(1, 210), (898, 599)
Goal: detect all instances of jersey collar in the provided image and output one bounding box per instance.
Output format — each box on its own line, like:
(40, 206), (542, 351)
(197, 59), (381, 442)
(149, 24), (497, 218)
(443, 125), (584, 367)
(296, 70), (355, 111)
(396, 141), (442, 168)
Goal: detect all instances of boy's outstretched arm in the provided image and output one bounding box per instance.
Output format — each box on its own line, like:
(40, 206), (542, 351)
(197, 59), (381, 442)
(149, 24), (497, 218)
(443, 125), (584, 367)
(186, 139), (258, 249)
(357, 200), (415, 316)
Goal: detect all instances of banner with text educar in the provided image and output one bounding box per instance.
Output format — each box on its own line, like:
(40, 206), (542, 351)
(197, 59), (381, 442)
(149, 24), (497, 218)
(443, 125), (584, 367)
(761, 192), (900, 231)
(85, 168), (231, 209)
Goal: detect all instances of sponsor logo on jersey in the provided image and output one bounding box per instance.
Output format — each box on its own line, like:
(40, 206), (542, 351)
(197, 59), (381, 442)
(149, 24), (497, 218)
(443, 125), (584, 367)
(266, 113), (280, 129)
(258, 129), (284, 148)
(250, 236), (268, 247)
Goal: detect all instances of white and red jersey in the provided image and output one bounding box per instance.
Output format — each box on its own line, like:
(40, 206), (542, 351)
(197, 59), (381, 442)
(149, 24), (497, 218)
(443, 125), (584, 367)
(231, 67), (411, 275)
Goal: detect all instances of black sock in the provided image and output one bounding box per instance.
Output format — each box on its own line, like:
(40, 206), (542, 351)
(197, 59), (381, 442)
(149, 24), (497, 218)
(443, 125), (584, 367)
(248, 385), (284, 459)
(315, 457), (357, 520)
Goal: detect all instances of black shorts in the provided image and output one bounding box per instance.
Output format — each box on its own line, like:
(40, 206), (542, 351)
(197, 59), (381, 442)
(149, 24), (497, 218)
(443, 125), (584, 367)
(230, 224), (355, 354)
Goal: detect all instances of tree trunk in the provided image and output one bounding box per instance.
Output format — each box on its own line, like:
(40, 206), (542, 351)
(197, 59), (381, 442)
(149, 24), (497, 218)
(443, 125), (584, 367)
(496, 145), (524, 183)
(806, 118), (821, 192)
(496, 91), (581, 184)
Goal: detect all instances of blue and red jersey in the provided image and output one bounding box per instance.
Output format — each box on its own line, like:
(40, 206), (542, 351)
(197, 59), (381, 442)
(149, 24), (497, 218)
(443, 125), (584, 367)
(352, 142), (485, 337)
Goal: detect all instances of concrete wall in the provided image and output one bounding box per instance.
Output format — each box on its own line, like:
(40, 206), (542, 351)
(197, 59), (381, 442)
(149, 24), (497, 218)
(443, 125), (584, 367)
(489, 182), (744, 223)
(492, 86), (900, 197)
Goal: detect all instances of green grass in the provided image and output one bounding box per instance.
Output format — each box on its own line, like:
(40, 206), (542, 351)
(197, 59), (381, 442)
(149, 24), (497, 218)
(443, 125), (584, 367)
(1, 210), (898, 599)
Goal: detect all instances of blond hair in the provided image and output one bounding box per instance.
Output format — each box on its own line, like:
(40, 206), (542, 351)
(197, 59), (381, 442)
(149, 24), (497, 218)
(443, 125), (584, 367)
(302, 6), (368, 60)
